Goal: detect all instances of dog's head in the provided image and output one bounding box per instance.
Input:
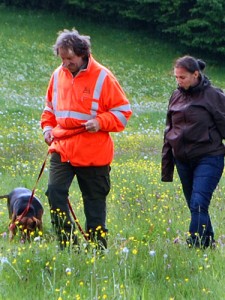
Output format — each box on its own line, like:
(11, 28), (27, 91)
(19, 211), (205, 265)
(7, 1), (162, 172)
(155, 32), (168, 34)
(9, 216), (43, 241)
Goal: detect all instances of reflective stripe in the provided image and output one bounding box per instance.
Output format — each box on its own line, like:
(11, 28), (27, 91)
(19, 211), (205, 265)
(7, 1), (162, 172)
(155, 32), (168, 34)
(109, 104), (131, 125)
(110, 104), (132, 112)
(55, 111), (93, 120)
(93, 69), (107, 100)
(46, 100), (53, 108)
(52, 67), (61, 111)
(43, 126), (53, 134)
(110, 111), (127, 126)
(44, 106), (54, 113)
(91, 101), (99, 117)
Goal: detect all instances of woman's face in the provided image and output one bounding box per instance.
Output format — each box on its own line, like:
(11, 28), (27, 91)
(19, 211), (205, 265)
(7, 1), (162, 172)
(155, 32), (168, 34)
(174, 67), (199, 90)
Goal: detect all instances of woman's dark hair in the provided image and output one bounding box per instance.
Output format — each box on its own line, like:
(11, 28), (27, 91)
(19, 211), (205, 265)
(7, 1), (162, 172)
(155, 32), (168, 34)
(174, 55), (206, 74)
(53, 28), (91, 58)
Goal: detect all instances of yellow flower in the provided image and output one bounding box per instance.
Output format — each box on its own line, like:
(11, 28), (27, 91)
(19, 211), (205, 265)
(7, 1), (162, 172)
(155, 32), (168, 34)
(91, 257), (95, 264)
(132, 249), (138, 255)
(66, 281), (70, 286)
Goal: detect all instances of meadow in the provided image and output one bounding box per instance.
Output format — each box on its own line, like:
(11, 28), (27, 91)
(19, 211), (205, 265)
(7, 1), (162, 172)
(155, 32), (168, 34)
(1, 5), (225, 300)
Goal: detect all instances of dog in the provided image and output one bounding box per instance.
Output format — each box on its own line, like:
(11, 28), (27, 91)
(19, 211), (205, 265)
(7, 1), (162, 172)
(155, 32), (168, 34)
(0, 187), (44, 240)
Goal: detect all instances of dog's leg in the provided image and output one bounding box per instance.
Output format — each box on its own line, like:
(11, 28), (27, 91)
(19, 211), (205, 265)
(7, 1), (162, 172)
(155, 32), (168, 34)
(8, 213), (17, 241)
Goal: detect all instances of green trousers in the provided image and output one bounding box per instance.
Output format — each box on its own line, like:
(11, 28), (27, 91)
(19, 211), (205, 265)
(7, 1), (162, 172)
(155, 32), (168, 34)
(46, 152), (111, 242)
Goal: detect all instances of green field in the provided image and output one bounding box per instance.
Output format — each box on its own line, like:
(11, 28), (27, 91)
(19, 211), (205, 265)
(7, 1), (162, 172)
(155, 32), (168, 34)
(1, 5), (225, 300)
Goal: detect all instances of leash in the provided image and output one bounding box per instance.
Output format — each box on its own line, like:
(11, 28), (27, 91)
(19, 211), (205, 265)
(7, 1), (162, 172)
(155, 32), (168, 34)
(67, 198), (89, 242)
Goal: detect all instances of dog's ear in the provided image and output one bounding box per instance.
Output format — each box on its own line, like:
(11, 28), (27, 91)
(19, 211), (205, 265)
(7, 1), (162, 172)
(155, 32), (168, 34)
(37, 209), (44, 220)
(32, 217), (43, 231)
(36, 219), (43, 231)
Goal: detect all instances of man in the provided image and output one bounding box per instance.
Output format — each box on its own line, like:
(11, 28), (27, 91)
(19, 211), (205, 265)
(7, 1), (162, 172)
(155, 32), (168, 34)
(41, 29), (132, 250)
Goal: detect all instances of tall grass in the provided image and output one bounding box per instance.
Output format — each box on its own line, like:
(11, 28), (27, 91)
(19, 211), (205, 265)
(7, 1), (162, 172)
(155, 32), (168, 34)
(1, 5), (225, 300)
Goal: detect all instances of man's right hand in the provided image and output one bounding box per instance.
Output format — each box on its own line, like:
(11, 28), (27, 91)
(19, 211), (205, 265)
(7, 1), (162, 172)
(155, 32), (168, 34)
(44, 130), (54, 145)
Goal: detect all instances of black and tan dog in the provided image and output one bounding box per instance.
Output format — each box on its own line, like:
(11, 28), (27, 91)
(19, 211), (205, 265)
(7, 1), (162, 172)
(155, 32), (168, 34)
(0, 187), (44, 240)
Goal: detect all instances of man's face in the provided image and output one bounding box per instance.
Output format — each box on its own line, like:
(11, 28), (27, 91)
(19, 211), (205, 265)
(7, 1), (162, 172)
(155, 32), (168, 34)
(58, 47), (84, 74)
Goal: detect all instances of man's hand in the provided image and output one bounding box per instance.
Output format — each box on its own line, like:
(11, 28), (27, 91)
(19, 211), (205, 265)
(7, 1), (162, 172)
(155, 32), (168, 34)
(82, 119), (100, 132)
(44, 130), (54, 145)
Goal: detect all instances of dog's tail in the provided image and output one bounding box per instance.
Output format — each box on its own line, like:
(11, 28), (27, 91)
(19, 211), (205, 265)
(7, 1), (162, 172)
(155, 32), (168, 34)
(0, 195), (9, 200)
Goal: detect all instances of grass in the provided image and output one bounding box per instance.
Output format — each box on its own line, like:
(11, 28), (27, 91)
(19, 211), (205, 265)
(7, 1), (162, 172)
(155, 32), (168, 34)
(1, 4), (225, 300)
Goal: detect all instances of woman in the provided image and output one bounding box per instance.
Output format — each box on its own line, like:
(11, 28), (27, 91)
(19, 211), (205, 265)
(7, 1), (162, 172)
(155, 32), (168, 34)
(162, 55), (225, 248)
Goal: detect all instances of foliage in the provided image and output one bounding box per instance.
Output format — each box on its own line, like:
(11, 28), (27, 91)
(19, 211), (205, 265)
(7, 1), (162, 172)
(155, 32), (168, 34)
(0, 0), (66, 9)
(158, 0), (225, 55)
(1, 5), (225, 300)
(67, 0), (225, 56)
(1, 0), (225, 55)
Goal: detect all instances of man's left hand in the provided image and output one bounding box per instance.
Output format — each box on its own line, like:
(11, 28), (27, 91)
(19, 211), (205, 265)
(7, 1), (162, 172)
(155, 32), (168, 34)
(82, 119), (100, 132)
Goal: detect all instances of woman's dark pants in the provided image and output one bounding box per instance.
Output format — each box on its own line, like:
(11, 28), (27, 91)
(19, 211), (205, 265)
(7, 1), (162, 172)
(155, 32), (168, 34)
(175, 155), (224, 246)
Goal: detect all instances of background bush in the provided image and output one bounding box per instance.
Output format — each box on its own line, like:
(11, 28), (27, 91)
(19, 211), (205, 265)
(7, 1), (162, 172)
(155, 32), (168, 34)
(2, 0), (223, 56)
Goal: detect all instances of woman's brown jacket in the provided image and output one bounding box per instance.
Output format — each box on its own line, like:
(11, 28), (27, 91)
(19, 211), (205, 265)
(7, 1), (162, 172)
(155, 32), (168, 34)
(162, 76), (225, 182)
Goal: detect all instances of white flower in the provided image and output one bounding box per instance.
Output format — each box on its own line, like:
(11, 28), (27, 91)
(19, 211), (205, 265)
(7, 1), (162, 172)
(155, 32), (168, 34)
(34, 236), (41, 242)
(163, 254), (168, 259)
(2, 232), (7, 238)
(0, 257), (9, 264)
(122, 247), (129, 253)
(65, 268), (72, 273)
(149, 250), (156, 257)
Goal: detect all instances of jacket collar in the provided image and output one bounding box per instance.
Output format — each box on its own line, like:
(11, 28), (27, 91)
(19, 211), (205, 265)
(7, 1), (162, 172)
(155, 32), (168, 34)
(178, 75), (211, 94)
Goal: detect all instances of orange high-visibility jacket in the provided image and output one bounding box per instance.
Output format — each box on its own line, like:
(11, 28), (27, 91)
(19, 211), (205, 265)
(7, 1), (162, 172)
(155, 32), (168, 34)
(41, 55), (132, 166)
